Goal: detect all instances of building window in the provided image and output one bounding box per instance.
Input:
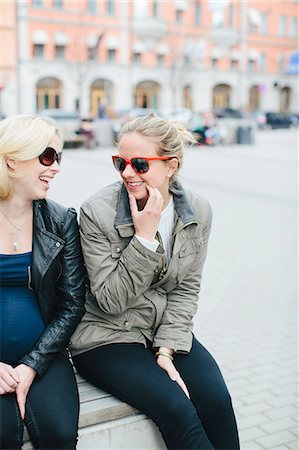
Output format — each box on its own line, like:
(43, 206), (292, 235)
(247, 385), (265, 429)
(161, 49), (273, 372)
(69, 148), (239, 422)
(228, 5), (234, 27)
(153, 0), (158, 17)
(176, 10), (183, 24)
(248, 59), (256, 72)
(279, 55), (286, 73)
(212, 9), (225, 28)
(53, 0), (63, 8)
(279, 15), (286, 36)
(87, 0), (97, 14)
(32, 0), (43, 6)
(290, 16), (297, 37)
(133, 52), (141, 64)
(134, 0), (147, 18)
(184, 55), (192, 66)
(260, 12), (268, 34)
(230, 60), (238, 71)
(134, 80), (160, 109)
(87, 46), (96, 60)
(107, 0), (115, 15)
(213, 84), (231, 109)
(36, 77), (62, 111)
(211, 58), (218, 69)
(107, 49), (116, 62)
(259, 53), (266, 72)
(249, 20), (256, 33)
(195, 3), (201, 26)
(33, 44), (44, 58)
(248, 9), (260, 33)
(55, 45), (65, 59)
(157, 54), (164, 66)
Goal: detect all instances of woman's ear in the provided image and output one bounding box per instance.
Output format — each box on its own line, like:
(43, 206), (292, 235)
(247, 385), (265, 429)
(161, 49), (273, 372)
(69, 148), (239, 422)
(6, 158), (16, 170)
(167, 158), (178, 178)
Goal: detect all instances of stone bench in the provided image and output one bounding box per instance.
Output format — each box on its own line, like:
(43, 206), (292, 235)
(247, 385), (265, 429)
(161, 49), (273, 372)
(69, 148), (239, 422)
(23, 371), (166, 449)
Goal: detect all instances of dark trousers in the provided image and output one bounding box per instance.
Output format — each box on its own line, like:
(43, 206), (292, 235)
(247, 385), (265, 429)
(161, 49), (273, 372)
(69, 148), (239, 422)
(73, 336), (240, 450)
(0, 354), (79, 450)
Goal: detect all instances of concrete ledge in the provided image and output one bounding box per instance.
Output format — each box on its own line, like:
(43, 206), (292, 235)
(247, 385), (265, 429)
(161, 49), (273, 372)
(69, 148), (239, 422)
(23, 372), (166, 449)
(78, 415), (166, 449)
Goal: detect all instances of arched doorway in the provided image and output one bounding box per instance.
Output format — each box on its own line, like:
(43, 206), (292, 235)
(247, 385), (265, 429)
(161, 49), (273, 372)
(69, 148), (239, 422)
(134, 81), (160, 109)
(90, 79), (113, 117)
(36, 77), (62, 111)
(280, 86), (291, 112)
(212, 84), (231, 109)
(183, 85), (193, 110)
(249, 85), (260, 112)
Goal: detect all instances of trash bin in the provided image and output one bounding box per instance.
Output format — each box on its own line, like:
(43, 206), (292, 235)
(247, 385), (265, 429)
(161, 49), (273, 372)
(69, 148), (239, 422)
(236, 126), (253, 144)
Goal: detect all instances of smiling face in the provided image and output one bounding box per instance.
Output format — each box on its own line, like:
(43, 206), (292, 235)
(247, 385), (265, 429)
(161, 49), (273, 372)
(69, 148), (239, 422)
(7, 134), (62, 202)
(118, 132), (178, 208)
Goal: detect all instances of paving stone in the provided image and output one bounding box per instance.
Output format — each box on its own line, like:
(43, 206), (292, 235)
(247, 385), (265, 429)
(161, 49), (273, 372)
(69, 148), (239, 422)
(289, 427), (298, 437)
(260, 417), (298, 434)
(271, 385), (298, 397)
(286, 440), (299, 450)
(267, 395), (298, 408)
(241, 391), (276, 405)
(246, 381), (278, 394)
(240, 441), (263, 450)
(239, 426), (267, 442)
(274, 375), (298, 387)
(238, 403), (273, 416)
(237, 414), (271, 430)
(271, 446), (292, 450)
(264, 406), (298, 420)
(256, 431), (296, 448)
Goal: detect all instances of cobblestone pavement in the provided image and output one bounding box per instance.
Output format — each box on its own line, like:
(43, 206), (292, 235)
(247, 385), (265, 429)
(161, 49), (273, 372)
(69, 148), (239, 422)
(50, 129), (298, 450)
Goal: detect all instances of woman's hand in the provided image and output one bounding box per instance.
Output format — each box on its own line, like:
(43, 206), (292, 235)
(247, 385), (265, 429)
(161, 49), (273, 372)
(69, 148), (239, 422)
(0, 362), (20, 395)
(14, 364), (36, 420)
(156, 348), (190, 399)
(129, 186), (164, 241)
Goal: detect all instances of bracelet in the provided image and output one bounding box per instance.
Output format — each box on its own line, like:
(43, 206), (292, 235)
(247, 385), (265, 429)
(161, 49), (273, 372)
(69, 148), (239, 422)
(155, 351), (174, 361)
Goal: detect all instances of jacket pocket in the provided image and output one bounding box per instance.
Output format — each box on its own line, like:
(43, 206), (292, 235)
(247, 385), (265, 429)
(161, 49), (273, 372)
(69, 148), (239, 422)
(110, 242), (127, 258)
(178, 235), (203, 258)
(177, 236), (203, 283)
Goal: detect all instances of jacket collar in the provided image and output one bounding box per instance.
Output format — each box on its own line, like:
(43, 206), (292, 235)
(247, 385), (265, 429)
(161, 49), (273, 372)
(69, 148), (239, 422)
(32, 200), (64, 291)
(114, 180), (197, 237)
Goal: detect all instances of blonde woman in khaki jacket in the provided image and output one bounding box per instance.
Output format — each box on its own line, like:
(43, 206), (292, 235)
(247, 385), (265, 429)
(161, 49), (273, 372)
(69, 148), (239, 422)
(71, 114), (239, 450)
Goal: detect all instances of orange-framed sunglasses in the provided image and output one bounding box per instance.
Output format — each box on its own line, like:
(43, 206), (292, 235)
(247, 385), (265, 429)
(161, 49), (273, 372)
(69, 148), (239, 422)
(112, 155), (176, 174)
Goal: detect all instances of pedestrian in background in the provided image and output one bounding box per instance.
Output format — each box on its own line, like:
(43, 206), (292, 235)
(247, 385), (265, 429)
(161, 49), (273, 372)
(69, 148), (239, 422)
(0, 115), (86, 449)
(71, 113), (240, 450)
(97, 99), (107, 119)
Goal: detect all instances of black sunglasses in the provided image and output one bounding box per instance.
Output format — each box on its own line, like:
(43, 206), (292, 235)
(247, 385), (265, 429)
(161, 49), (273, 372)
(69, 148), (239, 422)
(38, 147), (62, 166)
(112, 155), (175, 174)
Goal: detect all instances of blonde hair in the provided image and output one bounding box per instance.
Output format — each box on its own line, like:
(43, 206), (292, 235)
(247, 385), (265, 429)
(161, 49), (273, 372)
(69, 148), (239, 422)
(0, 114), (63, 199)
(119, 113), (196, 183)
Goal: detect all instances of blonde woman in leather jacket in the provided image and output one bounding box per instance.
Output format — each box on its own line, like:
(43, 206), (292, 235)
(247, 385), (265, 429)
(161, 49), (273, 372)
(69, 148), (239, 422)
(0, 115), (86, 449)
(71, 113), (239, 450)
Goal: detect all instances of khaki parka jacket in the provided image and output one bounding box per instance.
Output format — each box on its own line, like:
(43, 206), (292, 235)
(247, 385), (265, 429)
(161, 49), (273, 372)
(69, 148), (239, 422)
(70, 180), (212, 356)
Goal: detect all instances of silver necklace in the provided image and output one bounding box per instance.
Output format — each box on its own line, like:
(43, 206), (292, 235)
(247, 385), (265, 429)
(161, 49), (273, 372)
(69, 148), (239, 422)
(0, 205), (32, 251)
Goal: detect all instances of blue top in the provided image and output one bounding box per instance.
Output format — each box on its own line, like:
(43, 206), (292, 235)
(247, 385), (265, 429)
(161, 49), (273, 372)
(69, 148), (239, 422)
(0, 252), (45, 365)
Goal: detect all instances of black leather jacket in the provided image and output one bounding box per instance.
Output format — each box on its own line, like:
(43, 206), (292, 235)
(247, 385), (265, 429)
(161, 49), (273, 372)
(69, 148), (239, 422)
(19, 199), (86, 376)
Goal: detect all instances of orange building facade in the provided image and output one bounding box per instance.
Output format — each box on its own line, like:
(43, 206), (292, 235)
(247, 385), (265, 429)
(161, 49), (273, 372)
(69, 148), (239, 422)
(1, 0), (298, 117)
(0, 0), (18, 116)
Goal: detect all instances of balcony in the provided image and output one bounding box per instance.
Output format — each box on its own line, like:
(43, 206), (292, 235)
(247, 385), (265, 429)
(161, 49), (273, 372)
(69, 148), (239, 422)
(209, 27), (239, 47)
(132, 17), (166, 40)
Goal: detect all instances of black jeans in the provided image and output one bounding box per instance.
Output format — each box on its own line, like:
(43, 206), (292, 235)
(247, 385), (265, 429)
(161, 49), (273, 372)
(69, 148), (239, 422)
(0, 354), (79, 450)
(73, 336), (240, 450)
